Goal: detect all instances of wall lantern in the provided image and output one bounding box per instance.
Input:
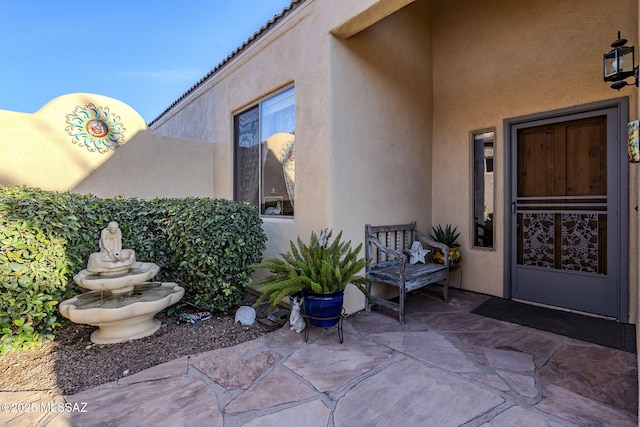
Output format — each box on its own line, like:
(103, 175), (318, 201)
(603, 31), (639, 90)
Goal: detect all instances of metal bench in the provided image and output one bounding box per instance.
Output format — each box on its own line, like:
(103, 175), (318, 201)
(365, 222), (450, 323)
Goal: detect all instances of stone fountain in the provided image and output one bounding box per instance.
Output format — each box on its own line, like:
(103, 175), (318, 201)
(59, 221), (184, 344)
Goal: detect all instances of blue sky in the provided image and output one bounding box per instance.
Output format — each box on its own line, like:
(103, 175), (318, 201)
(0, 1), (293, 122)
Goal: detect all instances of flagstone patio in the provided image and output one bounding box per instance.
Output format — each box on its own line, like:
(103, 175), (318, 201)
(1, 289), (636, 426)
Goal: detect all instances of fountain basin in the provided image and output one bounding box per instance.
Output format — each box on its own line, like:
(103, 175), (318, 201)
(73, 262), (160, 294)
(59, 282), (185, 344)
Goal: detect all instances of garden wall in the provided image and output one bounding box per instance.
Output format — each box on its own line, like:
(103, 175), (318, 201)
(0, 93), (214, 199)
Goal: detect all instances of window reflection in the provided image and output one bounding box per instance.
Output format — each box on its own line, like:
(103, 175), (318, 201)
(472, 130), (495, 248)
(234, 87), (295, 216)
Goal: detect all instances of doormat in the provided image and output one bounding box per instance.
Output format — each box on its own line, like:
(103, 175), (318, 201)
(471, 297), (636, 353)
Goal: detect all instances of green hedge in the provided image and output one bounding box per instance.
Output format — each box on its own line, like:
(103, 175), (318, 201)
(0, 186), (266, 354)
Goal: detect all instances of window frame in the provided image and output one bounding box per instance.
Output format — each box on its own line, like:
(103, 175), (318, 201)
(470, 128), (496, 249)
(233, 86), (295, 217)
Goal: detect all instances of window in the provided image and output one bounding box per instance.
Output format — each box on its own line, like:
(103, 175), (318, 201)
(471, 129), (495, 248)
(234, 87), (295, 216)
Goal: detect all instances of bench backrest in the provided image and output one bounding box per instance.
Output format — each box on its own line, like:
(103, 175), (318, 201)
(365, 222), (417, 265)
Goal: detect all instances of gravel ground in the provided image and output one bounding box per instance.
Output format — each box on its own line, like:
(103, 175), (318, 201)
(0, 294), (274, 396)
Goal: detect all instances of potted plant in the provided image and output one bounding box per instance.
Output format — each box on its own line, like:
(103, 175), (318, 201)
(250, 229), (371, 327)
(430, 224), (462, 269)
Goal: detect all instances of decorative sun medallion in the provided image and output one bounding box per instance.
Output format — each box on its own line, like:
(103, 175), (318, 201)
(86, 119), (109, 137)
(280, 140), (295, 171)
(65, 104), (126, 153)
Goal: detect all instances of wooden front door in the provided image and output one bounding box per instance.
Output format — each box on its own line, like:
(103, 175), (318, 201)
(509, 106), (626, 319)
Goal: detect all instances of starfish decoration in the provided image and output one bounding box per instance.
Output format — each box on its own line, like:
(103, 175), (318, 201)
(408, 241), (430, 265)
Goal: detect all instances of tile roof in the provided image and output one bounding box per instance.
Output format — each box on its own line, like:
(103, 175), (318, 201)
(148, 0), (305, 127)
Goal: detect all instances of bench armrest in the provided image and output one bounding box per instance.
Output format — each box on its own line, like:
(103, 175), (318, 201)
(368, 235), (407, 263)
(415, 230), (450, 267)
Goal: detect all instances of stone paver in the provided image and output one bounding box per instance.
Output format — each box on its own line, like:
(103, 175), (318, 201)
(484, 347), (535, 372)
(1, 291), (636, 426)
(334, 355), (504, 426)
(53, 377), (222, 427)
(225, 366), (316, 414)
(0, 391), (56, 427)
(466, 373), (510, 392)
(538, 343), (638, 413)
(479, 406), (565, 426)
(370, 330), (480, 372)
(118, 355), (189, 385)
(535, 383), (637, 427)
(241, 400), (330, 427)
(193, 349), (281, 390)
(496, 370), (538, 399)
(283, 334), (393, 393)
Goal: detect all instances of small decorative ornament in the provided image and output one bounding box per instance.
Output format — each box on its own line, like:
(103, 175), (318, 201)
(289, 296), (306, 333)
(65, 103), (126, 153)
(408, 241), (429, 265)
(628, 120), (639, 163)
(235, 306), (256, 326)
(264, 201), (282, 215)
(181, 311), (212, 324)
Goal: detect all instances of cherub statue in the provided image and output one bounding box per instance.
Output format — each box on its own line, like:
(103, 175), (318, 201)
(86, 221), (136, 273)
(100, 221), (124, 261)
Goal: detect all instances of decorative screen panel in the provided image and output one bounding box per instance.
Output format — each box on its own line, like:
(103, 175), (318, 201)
(518, 211), (605, 274)
(521, 213), (555, 268)
(561, 213), (599, 273)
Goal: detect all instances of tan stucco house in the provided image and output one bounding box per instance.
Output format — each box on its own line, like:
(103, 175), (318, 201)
(2, 0), (639, 324)
(149, 0), (640, 322)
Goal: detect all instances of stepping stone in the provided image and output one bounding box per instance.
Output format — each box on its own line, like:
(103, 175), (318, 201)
(334, 356), (503, 426)
(118, 356), (188, 385)
(284, 335), (392, 392)
(58, 377), (221, 426)
(497, 370), (538, 398)
(193, 349), (281, 390)
(370, 331), (480, 373)
(480, 405), (564, 426)
(242, 399), (330, 426)
(225, 367), (317, 414)
(535, 383), (637, 427)
(484, 347), (535, 372)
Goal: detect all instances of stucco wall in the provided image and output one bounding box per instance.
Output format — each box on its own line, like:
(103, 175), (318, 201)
(152, 1), (329, 247)
(150, 0), (639, 319)
(72, 132), (214, 199)
(0, 93), (213, 199)
(430, 0), (638, 320)
(152, 2), (334, 266)
(3, 0), (637, 321)
(151, 0), (431, 314)
(330, 0), (433, 312)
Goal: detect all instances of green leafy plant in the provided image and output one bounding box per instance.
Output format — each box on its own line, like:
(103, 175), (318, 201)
(0, 185), (266, 353)
(251, 229), (371, 310)
(165, 197), (266, 312)
(430, 224), (460, 247)
(0, 188), (78, 354)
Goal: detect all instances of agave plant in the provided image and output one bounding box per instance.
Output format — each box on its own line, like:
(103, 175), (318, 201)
(430, 224), (460, 247)
(250, 229), (371, 309)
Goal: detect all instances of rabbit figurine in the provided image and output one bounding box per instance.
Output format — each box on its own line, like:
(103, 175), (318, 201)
(289, 296), (306, 333)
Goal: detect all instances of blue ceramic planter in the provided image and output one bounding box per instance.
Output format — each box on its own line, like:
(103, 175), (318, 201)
(303, 290), (344, 327)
